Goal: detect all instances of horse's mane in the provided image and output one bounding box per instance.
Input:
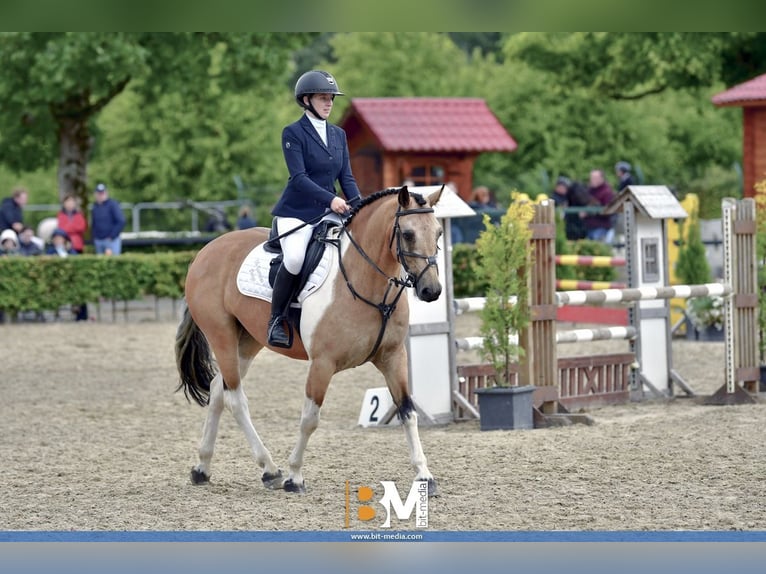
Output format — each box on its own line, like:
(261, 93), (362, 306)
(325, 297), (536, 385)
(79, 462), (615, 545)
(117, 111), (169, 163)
(344, 187), (427, 227)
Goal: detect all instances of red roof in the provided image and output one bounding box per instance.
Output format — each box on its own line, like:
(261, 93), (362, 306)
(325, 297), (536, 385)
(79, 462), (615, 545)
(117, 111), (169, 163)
(712, 73), (766, 106)
(343, 98), (517, 153)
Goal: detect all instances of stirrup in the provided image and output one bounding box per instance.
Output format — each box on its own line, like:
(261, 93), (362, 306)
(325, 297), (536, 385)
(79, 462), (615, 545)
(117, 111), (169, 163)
(267, 315), (293, 348)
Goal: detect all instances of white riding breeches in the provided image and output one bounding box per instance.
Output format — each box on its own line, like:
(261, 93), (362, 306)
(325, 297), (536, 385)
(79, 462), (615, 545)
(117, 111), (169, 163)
(276, 213), (342, 275)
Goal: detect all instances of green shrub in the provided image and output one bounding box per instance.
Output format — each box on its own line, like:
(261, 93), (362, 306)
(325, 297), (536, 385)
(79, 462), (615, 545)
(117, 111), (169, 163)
(0, 253), (195, 315)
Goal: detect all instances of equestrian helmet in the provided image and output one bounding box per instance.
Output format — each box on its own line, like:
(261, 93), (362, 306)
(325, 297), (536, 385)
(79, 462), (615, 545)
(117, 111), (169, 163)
(294, 70), (344, 107)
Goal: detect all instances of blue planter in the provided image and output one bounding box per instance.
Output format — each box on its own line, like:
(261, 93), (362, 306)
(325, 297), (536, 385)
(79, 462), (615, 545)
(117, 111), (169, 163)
(694, 325), (725, 342)
(684, 317), (725, 342)
(475, 385), (535, 431)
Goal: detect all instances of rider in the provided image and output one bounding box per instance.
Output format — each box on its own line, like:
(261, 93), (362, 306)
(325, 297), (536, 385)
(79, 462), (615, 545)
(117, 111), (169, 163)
(268, 70), (362, 348)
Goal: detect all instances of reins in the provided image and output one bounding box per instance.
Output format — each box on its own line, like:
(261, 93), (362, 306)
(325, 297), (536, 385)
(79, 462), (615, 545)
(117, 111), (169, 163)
(330, 193), (437, 364)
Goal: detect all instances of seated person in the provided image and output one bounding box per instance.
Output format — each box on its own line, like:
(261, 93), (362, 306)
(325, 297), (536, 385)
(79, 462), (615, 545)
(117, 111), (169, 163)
(18, 226), (44, 256)
(0, 228), (19, 255)
(45, 228), (78, 257)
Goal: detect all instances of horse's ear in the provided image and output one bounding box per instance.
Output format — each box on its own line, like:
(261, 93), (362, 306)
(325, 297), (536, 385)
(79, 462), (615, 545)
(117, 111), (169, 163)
(427, 185), (444, 207)
(398, 185), (410, 209)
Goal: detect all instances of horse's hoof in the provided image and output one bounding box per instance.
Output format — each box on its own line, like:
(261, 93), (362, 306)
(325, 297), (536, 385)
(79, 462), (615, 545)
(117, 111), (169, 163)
(283, 478), (306, 494)
(427, 477), (439, 498)
(190, 467), (210, 485)
(261, 470), (284, 490)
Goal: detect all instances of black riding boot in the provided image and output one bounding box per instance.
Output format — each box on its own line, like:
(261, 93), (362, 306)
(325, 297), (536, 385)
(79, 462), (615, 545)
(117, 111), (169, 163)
(267, 265), (300, 348)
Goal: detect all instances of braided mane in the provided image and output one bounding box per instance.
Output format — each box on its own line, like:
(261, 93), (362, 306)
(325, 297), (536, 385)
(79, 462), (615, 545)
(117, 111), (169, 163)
(344, 187), (426, 227)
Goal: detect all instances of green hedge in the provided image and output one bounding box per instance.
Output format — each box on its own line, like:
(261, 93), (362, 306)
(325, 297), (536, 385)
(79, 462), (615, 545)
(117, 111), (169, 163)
(0, 253), (194, 314)
(0, 240), (618, 313)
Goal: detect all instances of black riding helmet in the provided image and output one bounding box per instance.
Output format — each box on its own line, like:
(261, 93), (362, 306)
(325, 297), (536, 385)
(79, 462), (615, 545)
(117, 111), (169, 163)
(294, 70), (344, 118)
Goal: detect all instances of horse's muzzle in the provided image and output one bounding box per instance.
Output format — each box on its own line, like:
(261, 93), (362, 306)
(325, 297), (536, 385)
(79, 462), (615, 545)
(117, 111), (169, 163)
(416, 281), (442, 302)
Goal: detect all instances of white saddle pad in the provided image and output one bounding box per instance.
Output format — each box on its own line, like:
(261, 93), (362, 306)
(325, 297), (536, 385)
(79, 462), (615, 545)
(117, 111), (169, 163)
(236, 232), (339, 305)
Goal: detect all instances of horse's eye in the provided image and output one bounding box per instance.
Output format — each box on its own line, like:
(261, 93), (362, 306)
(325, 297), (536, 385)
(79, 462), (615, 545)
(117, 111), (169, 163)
(402, 230), (415, 242)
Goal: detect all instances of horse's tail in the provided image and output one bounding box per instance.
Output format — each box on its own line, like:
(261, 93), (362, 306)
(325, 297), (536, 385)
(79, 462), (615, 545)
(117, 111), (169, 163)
(175, 305), (216, 407)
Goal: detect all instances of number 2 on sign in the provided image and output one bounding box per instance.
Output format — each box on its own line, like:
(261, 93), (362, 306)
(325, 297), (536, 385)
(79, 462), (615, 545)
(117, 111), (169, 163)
(369, 395), (379, 423)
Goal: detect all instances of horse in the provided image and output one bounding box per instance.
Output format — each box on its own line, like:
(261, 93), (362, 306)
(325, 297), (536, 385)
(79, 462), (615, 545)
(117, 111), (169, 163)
(175, 185), (443, 496)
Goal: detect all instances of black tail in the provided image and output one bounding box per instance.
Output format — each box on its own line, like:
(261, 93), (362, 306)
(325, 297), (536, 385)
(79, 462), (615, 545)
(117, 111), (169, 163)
(175, 306), (217, 407)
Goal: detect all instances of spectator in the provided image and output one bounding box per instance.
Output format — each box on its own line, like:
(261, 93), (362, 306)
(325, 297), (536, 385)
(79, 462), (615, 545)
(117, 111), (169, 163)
(205, 207), (232, 233)
(583, 169), (616, 243)
(552, 176), (589, 240)
(236, 205), (257, 230)
(614, 161), (634, 192)
(17, 226), (43, 256)
(57, 194), (88, 253)
(46, 228), (88, 321)
(0, 187), (29, 234)
(0, 228), (20, 255)
(91, 183), (125, 255)
(45, 228), (78, 257)
(468, 185), (498, 210)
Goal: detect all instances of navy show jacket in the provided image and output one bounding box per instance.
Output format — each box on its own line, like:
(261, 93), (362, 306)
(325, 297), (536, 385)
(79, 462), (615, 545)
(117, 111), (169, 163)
(271, 114), (361, 221)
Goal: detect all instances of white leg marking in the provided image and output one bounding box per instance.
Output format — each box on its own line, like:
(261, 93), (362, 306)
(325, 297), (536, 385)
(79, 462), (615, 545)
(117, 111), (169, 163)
(225, 384), (279, 476)
(286, 397), (321, 487)
(196, 373), (224, 478)
(402, 411), (433, 481)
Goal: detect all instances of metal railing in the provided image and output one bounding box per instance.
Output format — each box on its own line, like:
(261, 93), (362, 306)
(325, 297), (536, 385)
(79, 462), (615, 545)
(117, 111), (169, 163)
(25, 199), (249, 236)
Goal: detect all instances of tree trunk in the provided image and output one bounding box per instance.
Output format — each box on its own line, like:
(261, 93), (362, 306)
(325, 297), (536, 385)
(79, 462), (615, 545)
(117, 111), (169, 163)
(56, 113), (92, 208)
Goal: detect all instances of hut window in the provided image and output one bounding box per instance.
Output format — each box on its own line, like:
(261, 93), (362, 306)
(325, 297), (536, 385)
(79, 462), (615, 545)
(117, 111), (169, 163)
(641, 238), (660, 283)
(409, 164), (445, 186)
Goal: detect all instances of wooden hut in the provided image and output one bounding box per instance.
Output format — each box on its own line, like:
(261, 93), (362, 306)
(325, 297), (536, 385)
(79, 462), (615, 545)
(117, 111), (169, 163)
(339, 98), (517, 201)
(712, 73), (766, 197)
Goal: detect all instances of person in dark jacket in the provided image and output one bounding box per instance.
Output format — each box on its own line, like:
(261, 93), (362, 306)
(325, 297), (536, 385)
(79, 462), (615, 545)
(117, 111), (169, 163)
(90, 183), (126, 255)
(18, 226), (43, 256)
(0, 187), (28, 234)
(236, 205), (257, 230)
(267, 70), (362, 348)
(552, 176), (589, 240)
(614, 161), (634, 192)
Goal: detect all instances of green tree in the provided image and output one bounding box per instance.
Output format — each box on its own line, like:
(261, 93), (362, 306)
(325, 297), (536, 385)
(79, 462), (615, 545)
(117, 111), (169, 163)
(327, 32), (477, 105)
(675, 218), (711, 286)
(0, 32), (313, 209)
(475, 201), (534, 385)
(476, 38), (741, 199)
(504, 33), (766, 100)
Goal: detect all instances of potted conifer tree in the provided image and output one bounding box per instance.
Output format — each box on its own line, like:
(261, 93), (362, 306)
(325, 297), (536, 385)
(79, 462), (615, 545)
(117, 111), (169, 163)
(676, 215), (722, 341)
(473, 198), (535, 431)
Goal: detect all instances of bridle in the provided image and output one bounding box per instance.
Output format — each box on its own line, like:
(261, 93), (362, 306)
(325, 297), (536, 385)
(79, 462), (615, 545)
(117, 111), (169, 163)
(331, 198), (439, 364)
(389, 206), (440, 287)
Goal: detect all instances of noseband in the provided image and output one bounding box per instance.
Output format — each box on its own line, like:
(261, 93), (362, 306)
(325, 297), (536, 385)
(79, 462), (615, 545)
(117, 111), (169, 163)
(332, 200), (439, 363)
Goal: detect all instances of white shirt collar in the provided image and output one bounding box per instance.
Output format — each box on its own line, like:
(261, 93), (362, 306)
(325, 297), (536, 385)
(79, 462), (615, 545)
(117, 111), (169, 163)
(306, 112), (327, 145)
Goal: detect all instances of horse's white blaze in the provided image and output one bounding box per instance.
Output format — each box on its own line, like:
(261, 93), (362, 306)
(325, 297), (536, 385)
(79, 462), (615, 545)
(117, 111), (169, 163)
(300, 239), (350, 358)
(287, 397), (321, 486)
